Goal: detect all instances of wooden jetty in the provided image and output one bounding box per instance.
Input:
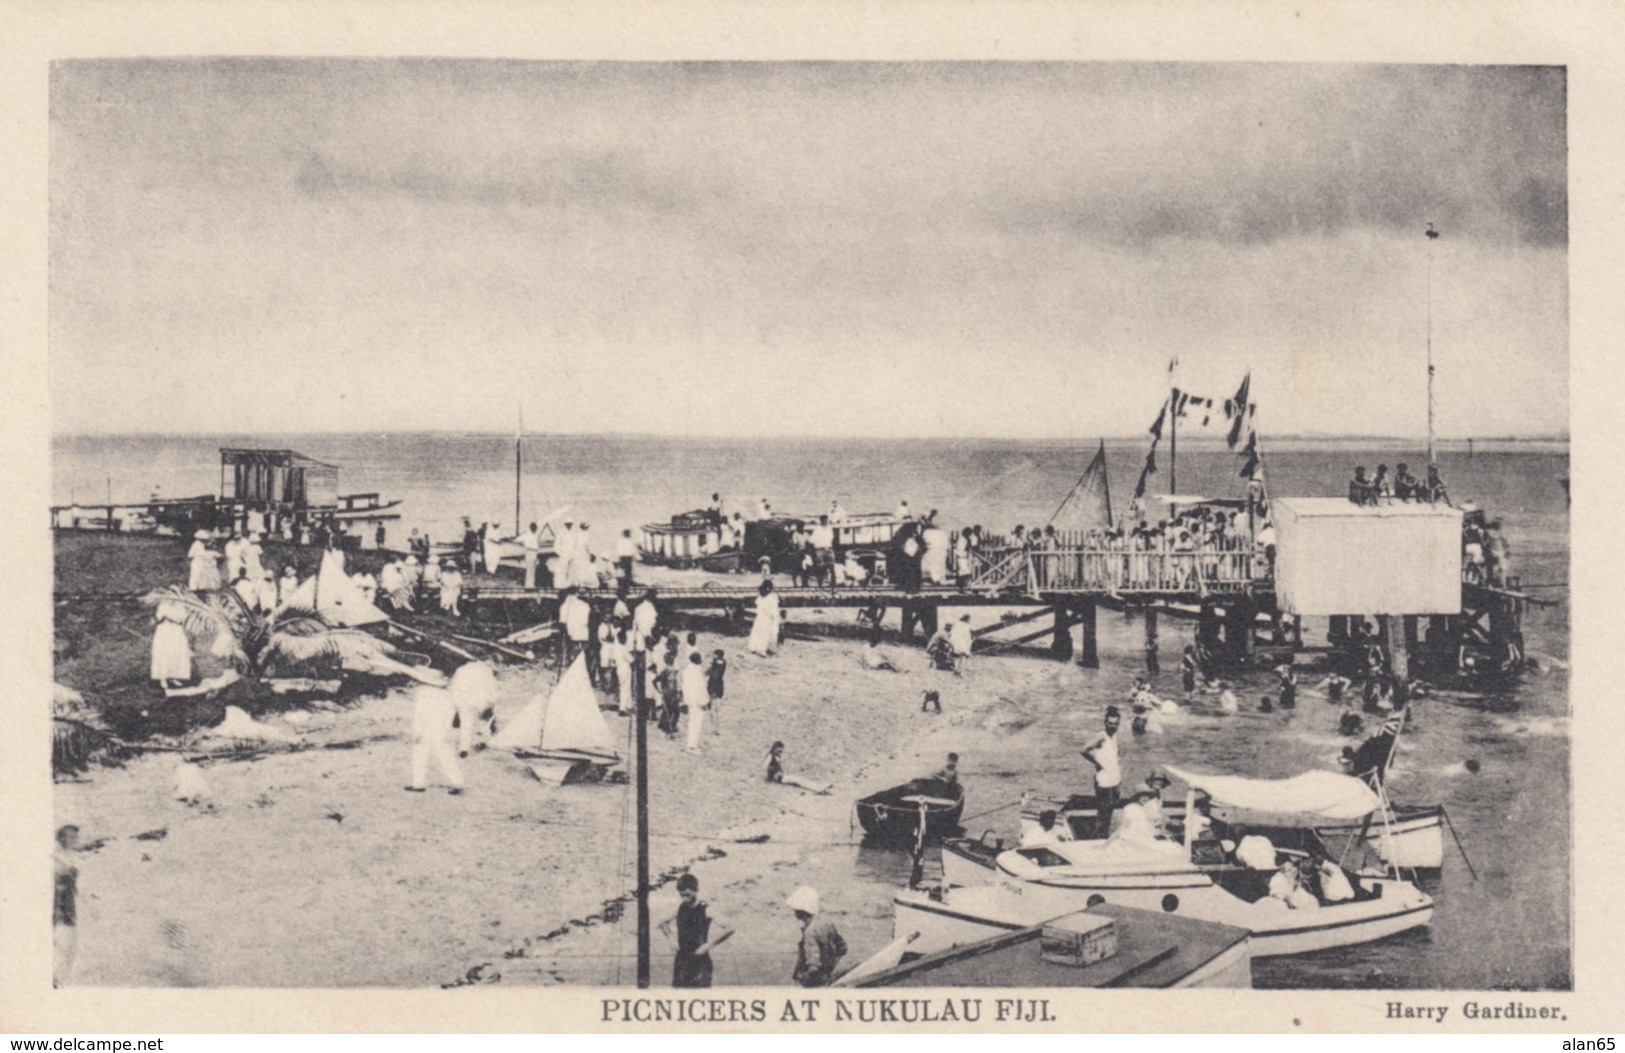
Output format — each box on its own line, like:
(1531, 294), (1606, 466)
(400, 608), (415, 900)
(459, 496), (1546, 676)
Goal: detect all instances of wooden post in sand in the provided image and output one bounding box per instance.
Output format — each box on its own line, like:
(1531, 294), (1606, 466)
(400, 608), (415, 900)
(634, 653), (650, 988)
(1078, 601), (1099, 669)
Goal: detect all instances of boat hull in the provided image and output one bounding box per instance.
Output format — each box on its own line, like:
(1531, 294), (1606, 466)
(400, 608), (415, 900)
(856, 779), (965, 846)
(895, 871), (1432, 960)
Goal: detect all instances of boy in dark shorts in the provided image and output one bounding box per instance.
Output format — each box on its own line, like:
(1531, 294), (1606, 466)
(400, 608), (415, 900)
(706, 649), (727, 732)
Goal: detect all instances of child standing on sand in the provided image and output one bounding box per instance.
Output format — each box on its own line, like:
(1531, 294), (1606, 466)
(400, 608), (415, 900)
(706, 649), (727, 732)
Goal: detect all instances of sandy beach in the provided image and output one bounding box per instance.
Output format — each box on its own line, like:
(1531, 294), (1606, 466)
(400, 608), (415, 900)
(55, 611), (1068, 988)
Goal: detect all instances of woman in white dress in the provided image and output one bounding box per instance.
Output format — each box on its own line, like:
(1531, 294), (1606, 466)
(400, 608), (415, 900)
(483, 520), (505, 580)
(187, 531), (221, 591)
(438, 560), (464, 616)
(149, 608), (193, 686)
(747, 580), (781, 657)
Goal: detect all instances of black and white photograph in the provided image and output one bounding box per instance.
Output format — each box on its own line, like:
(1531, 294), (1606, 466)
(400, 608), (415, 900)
(9, 5), (1611, 1034)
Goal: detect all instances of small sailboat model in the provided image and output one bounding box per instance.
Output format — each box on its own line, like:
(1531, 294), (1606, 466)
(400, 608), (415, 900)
(492, 655), (622, 785)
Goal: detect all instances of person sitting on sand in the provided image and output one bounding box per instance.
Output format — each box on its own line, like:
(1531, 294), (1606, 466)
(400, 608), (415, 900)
(764, 741), (831, 794)
(861, 641), (899, 672)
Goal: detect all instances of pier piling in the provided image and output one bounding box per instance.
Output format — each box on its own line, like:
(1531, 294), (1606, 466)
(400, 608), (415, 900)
(1078, 601), (1099, 669)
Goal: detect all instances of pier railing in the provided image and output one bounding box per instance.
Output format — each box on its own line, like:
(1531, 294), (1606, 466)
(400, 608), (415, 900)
(956, 532), (1264, 595)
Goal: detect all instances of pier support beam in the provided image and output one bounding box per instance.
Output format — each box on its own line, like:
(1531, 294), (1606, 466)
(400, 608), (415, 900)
(1049, 605), (1075, 661)
(1198, 604), (1222, 655)
(1222, 599), (1256, 664)
(1143, 609), (1160, 676)
(1078, 601), (1099, 669)
(1379, 615), (1409, 681)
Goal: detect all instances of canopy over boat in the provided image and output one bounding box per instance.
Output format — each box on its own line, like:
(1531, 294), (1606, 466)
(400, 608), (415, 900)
(1163, 767), (1380, 821)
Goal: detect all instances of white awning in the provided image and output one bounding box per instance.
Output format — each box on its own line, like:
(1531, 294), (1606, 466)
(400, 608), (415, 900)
(1164, 767), (1379, 821)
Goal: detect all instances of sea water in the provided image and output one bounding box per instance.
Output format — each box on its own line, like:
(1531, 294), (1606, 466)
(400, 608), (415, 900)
(53, 433), (1571, 989)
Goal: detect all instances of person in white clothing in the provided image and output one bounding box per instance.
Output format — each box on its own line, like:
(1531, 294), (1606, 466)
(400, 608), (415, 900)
(1080, 707), (1123, 837)
(149, 608), (193, 686)
(483, 520), (505, 580)
(613, 629), (634, 713)
(747, 581), (781, 656)
(633, 590), (660, 652)
(448, 661), (497, 756)
(573, 524), (598, 587)
(278, 565), (300, 607)
(232, 571), (259, 612)
(406, 684), (465, 794)
(947, 614), (974, 674)
(682, 652), (709, 751)
(187, 531), (221, 591)
(242, 533), (265, 582)
(224, 531), (245, 583)
(438, 560), (464, 616)
(560, 588), (592, 667)
(522, 522), (540, 589)
(255, 569), (279, 613)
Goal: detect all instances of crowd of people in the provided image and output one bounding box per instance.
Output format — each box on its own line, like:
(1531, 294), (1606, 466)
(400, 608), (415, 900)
(1347, 462), (1450, 506)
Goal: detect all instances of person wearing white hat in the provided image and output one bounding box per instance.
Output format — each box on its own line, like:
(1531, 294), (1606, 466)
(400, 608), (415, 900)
(187, 530), (221, 591)
(787, 886), (846, 987)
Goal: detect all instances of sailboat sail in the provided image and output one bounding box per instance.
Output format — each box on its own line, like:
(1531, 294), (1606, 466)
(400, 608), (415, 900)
(1049, 440), (1113, 532)
(491, 656), (617, 756)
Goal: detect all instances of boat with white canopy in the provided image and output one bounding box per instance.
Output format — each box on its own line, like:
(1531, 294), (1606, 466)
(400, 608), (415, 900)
(897, 767), (1434, 960)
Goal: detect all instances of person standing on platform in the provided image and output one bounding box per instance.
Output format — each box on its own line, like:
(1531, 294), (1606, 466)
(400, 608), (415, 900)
(659, 874), (732, 988)
(1081, 706), (1124, 838)
(616, 528), (636, 586)
(461, 517), (480, 573)
(482, 520), (504, 580)
(522, 521), (540, 589)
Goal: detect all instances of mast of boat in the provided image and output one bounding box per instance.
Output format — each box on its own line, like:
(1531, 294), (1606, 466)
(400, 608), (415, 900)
(514, 404), (524, 532)
(1425, 223), (1439, 469)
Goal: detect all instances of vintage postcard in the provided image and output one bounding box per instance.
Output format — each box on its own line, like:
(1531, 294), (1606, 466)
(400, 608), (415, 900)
(3, 0), (1619, 1036)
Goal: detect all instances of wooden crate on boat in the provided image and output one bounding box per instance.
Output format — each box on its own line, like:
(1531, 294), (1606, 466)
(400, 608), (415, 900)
(1039, 912), (1118, 967)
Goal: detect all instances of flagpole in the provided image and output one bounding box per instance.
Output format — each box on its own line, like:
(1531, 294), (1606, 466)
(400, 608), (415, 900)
(1168, 363), (1178, 497)
(1425, 223), (1439, 469)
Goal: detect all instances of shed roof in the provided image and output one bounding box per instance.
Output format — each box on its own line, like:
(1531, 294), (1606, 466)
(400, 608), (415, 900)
(219, 448), (338, 470)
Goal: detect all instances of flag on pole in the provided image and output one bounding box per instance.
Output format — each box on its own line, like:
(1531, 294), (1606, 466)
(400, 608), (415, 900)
(1149, 402), (1167, 440)
(1226, 373), (1252, 448)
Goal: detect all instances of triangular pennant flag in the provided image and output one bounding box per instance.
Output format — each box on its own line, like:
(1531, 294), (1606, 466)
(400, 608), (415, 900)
(1227, 373), (1252, 448)
(1149, 402), (1167, 440)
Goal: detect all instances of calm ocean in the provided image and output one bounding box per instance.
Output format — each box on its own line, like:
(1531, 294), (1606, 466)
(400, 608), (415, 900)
(53, 432), (1571, 989)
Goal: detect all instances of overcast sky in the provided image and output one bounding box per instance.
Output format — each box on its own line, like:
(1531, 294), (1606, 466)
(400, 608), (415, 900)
(49, 60), (1567, 439)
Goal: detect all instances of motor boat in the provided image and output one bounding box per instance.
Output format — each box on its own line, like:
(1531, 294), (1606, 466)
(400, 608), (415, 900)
(902, 768), (1434, 960)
